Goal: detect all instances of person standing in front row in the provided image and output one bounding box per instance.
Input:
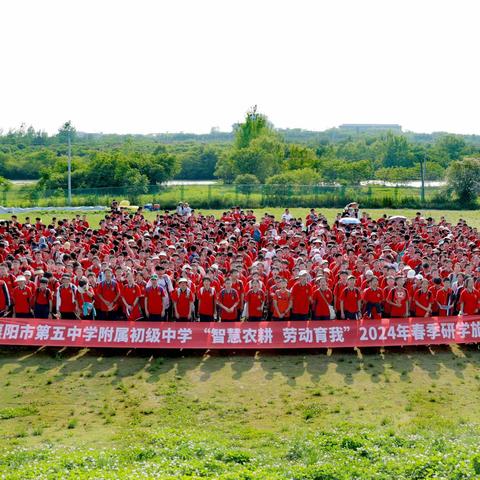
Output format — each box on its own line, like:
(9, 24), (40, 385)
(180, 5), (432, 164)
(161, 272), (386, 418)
(217, 277), (239, 322)
(290, 270), (312, 320)
(33, 277), (52, 318)
(144, 274), (166, 321)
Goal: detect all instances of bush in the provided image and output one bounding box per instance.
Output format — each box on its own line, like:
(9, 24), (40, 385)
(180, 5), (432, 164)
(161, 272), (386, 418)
(446, 157), (480, 205)
(266, 168), (321, 186)
(234, 174), (260, 195)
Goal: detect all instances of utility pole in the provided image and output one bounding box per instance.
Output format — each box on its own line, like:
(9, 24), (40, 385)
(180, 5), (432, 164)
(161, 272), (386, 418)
(67, 130), (72, 206)
(420, 151), (426, 204)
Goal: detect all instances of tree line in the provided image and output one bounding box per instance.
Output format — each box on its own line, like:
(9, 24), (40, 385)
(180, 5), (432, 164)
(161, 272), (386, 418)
(0, 113), (480, 203)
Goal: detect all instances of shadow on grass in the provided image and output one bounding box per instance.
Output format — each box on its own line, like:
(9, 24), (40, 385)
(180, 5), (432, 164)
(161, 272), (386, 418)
(0, 343), (478, 386)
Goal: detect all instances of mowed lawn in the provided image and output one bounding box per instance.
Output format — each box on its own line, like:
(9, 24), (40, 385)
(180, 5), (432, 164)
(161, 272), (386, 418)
(1, 345), (480, 479)
(1, 207), (480, 478)
(8, 207), (480, 229)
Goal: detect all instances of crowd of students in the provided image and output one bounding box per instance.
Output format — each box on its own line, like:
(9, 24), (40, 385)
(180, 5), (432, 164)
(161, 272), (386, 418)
(0, 205), (479, 322)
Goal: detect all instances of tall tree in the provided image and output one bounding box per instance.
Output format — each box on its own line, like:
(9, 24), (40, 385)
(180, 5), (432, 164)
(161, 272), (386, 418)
(233, 106), (275, 149)
(446, 157), (480, 204)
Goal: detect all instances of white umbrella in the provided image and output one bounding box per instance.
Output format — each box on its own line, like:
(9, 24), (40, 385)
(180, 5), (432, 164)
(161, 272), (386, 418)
(339, 217), (361, 225)
(388, 215), (407, 222)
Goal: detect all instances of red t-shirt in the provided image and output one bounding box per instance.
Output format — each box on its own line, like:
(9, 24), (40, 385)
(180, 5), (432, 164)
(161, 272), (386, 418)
(435, 288), (453, 315)
(217, 288), (239, 320)
(363, 287), (383, 305)
(171, 288), (194, 318)
(57, 284), (77, 313)
(145, 286), (165, 315)
(97, 280), (120, 310)
(13, 286), (33, 314)
(197, 286), (216, 316)
(121, 283), (142, 306)
(460, 289), (479, 315)
(272, 289), (291, 318)
(341, 287), (361, 313)
(312, 288), (333, 317)
(35, 287), (51, 306)
(291, 282), (312, 315)
(389, 288), (409, 317)
(245, 289), (265, 317)
(413, 290), (433, 317)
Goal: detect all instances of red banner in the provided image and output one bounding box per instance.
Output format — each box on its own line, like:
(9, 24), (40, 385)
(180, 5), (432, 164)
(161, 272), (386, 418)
(0, 316), (479, 349)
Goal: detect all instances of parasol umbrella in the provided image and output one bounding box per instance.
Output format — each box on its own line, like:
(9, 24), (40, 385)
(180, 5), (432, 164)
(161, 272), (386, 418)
(388, 215), (407, 222)
(339, 217), (361, 225)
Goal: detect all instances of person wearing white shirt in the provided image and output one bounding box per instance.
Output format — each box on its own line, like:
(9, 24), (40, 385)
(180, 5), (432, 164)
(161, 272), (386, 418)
(281, 208), (292, 222)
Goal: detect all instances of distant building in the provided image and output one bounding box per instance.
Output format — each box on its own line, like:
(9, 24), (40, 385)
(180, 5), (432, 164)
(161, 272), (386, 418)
(338, 124), (402, 133)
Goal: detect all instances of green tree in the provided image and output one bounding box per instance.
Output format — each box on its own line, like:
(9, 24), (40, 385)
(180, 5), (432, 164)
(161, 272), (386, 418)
(381, 133), (413, 167)
(177, 146), (219, 179)
(57, 121), (76, 144)
(233, 106), (275, 149)
(234, 173), (260, 195)
(436, 134), (466, 161)
(144, 147), (179, 184)
(446, 157), (480, 204)
(266, 168), (321, 185)
(284, 144), (320, 170)
(214, 155), (237, 184)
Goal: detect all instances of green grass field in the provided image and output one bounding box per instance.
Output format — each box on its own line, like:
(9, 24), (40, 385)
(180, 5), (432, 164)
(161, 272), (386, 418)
(1, 207), (480, 479)
(1, 346), (480, 479)
(7, 207), (480, 229)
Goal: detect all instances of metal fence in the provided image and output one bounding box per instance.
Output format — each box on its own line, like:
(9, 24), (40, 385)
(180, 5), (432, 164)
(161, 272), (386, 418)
(2, 183), (447, 209)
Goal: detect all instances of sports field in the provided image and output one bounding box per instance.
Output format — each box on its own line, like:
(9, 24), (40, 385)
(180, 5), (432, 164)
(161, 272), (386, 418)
(1, 345), (480, 479)
(7, 207), (480, 229)
(1, 207), (480, 479)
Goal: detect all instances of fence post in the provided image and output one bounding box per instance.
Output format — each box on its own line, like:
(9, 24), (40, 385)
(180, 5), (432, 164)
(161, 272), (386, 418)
(2, 188), (6, 206)
(208, 184), (211, 207)
(180, 184), (185, 202)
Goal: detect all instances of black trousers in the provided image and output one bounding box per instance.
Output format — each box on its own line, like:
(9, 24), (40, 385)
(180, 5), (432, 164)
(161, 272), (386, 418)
(34, 304), (50, 319)
(97, 310), (117, 321)
(291, 313), (309, 321)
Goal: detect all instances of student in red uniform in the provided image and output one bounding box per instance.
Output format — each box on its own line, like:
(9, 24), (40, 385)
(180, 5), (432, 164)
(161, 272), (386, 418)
(271, 278), (291, 320)
(217, 277), (239, 321)
(197, 277), (216, 322)
(333, 271), (348, 317)
(96, 268), (120, 320)
(12, 275), (33, 318)
(435, 278), (453, 316)
(382, 276), (395, 318)
(0, 278), (11, 316)
(171, 278), (195, 321)
(120, 271), (143, 321)
(312, 276), (334, 320)
(362, 276), (383, 319)
(56, 274), (78, 319)
(459, 277), (480, 315)
(244, 279), (265, 321)
(340, 275), (362, 320)
(76, 277), (96, 319)
(144, 274), (166, 321)
(33, 277), (52, 318)
(290, 270), (312, 320)
(413, 279), (434, 317)
(388, 276), (409, 318)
